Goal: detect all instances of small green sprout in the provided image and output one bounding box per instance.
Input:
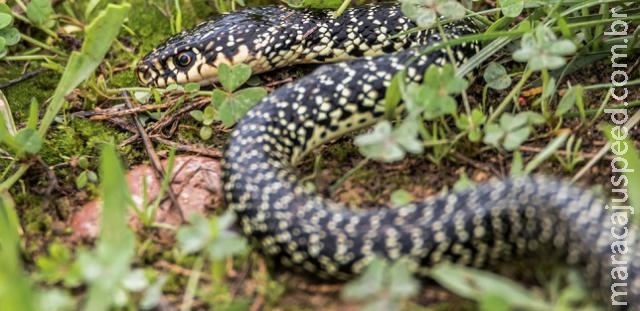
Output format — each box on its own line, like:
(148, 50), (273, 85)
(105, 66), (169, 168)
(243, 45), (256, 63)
(188, 63), (267, 137)
(431, 264), (552, 310)
(75, 155), (98, 189)
(513, 25), (577, 71)
(483, 62), (512, 90)
(483, 112), (545, 151)
(0, 4), (21, 59)
(404, 64), (468, 120)
(354, 118), (424, 163)
(26, 0), (54, 26)
(390, 189), (414, 207)
(555, 135), (584, 172)
(342, 257), (420, 311)
(456, 108), (487, 142)
(214, 63), (267, 127)
(400, 0), (466, 28)
(498, 0), (525, 18)
(177, 212), (248, 260)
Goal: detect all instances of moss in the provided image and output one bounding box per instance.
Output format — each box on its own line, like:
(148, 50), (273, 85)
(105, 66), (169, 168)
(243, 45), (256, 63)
(42, 119), (112, 162)
(107, 70), (138, 89)
(325, 140), (360, 163)
(183, 1), (217, 22)
(128, 3), (173, 55)
(37, 118), (143, 191)
(12, 192), (44, 213)
(12, 192), (53, 242)
(2, 70), (60, 121)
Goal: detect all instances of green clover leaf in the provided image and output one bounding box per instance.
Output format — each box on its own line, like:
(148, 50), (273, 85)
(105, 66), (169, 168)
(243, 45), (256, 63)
(483, 62), (512, 90)
(404, 64), (467, 120)
(355, 118), (424, 163)
(483, 112), (544, 151)
(401, 0), (466, 28)
(513, 25), (577, 71)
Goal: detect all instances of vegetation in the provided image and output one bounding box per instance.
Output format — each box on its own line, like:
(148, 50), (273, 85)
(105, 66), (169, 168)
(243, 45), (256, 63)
(0, 0), (638, 310)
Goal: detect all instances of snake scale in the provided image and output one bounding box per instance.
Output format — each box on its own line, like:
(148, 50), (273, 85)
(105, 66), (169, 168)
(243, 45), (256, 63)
(136, 3), (639, 308)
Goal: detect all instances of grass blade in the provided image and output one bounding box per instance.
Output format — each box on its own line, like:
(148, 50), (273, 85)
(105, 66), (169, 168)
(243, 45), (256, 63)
(38, 3), (131, 136)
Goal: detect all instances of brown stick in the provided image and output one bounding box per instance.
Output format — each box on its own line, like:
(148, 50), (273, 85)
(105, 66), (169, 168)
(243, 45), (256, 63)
(122, 91), (185, 222)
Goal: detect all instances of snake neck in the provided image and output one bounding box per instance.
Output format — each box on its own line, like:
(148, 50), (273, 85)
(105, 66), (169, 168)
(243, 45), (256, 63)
(222, 3), (438, 72)
(240, 3), (435, 72)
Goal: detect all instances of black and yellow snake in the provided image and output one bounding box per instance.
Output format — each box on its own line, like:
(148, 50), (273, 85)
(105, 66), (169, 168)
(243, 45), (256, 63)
(136, 3), (639, 308)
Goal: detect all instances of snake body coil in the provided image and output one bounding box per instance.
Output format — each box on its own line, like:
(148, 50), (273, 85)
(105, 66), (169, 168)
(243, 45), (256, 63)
(138, 3), (639, 308)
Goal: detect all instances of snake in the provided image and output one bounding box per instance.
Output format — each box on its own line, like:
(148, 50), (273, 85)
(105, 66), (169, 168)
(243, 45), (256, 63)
(136, 3), (639, 309)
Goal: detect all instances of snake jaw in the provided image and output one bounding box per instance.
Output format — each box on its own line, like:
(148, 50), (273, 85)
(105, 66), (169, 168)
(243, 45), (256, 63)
(135, 60), (156, 87)
(135, 52), (175, 87)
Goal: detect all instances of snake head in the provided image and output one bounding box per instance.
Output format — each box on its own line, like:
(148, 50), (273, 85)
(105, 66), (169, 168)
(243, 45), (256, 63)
(135, 19), (231, 88)
(135, 8), (279, 87)
(136, 43), (203, 87)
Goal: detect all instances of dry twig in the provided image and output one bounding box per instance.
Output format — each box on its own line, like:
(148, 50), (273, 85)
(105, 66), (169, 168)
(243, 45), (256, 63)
(123, 91), (185, 221)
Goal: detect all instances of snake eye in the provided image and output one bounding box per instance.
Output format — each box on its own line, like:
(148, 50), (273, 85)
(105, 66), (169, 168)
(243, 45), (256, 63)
(174, 50), (195, 68)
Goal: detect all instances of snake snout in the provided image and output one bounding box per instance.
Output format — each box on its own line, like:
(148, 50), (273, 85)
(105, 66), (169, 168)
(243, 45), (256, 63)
(135, 61), (156, 87)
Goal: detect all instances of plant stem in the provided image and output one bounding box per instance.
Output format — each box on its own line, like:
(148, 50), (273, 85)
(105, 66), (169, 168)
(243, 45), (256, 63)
(20, 34), (66, 57)
(2, 55), (53, 62)
(180, 256), (204, 311)
(436, 21), (473, 123)
(330, 158), (369, 194)
(11, 11), (59, 39)
(335, 0), (352, 16)
(0, 160), (17, 181)
(487, 69), (533, 124)
(0, 164), (30, 193)
(583, 78), (640, 90)
(540, 69), (550, 119)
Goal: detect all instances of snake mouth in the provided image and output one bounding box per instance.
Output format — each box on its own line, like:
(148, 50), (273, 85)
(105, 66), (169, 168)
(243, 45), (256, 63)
(136, 53), (223, 88)
(136, 59), (222, 88)
(135, 60), (180, 88)
(135, 61), (160, 87)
